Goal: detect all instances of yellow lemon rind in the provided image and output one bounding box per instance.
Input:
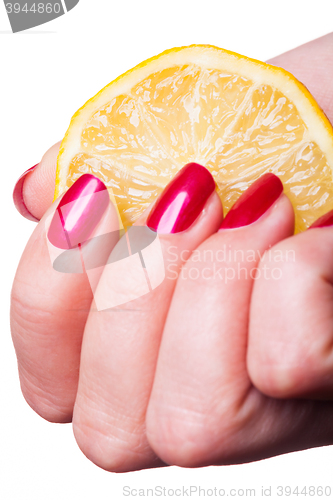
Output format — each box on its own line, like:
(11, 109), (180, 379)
(55, 44), (333, 200)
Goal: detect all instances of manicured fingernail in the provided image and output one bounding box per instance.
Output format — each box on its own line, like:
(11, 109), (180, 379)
(147, 162), (216, 234)
(219, 173), (283, 229)
(309, 209), (333, 229)
(48, 174), (109, 249)
(13, 164), (39, 222)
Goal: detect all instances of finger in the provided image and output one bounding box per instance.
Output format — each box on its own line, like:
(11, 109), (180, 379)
(13, 141), (60, 221)
(11, 175), (119, 423)
(267, 32), (333, 124)
(248, 209), (333, 399)
(72, 163), (223, 472)
(146, 174), (295, 467)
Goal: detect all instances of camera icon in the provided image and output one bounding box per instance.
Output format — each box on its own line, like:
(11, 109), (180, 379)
(4, 0), (80, 33)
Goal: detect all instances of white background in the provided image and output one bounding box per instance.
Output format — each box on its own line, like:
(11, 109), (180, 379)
(1, 1), (333, 499)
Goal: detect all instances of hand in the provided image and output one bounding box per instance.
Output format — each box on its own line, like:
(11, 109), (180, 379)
(11, 33), (333, 472)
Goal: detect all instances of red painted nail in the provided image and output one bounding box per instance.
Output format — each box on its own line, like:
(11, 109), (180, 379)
(147, 163), (216, 234)
(309, 209), (333, 229)
(48, 174), (109, 249)
(13, 164), (39, 222)
(219, 173), (283, 229)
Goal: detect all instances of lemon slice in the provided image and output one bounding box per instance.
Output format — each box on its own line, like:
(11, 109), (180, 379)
(55, 45), (333, 232)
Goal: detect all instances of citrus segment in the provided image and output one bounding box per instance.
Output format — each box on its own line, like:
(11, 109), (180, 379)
(56, 46), (333, 231)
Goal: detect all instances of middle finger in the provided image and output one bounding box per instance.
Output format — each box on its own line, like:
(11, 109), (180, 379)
(73, 163), (223, 472)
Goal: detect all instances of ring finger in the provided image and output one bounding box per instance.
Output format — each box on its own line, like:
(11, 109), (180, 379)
(146, 174), (295, 466)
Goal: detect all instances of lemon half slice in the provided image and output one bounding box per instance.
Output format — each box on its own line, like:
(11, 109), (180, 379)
(56, 45), (333, 232)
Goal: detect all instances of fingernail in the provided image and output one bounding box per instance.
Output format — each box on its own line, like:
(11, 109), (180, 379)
(219, 173), (283, 230)
(13, 164), (39, 222)
(146, 162), (216, 234)
(309, 209), (333, 229)
(47, 174), (109, 249)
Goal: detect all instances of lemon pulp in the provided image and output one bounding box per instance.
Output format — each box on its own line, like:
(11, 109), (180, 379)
(57, 47), (333, 232)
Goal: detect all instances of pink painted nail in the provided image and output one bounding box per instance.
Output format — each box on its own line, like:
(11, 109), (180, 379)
(309, 209), (333, 229)
(47, 174), (109, 250)
(146, 163), (216, 234)
(219, 173), (283, 229)
(13, 164), (39, 222)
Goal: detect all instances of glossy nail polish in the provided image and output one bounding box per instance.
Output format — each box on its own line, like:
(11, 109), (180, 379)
(147, 163), (216, 234)
(309, 209), (333, 229)
(13, 164), (39, 222)
(48, 174), (109, 249)
(219, 173), (283, 229)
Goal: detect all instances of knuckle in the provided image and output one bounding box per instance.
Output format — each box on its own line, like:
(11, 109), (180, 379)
(250, 238), (332, 399)
(19, 369), (73, 423)
(73, 397), (154, 472)
(249, 360), (300, 399)
(147, 405), (213, 467)
(249, 337), (324, 399)
(11, 290), (79, 423)
(146, 394), (248, 467)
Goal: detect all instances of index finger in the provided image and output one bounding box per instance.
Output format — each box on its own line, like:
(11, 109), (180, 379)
(11, 175), (119, 423)
(13, 141), (60, 221)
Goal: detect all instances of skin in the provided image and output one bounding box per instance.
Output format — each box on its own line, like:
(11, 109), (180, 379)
(11, 33), (333, 472)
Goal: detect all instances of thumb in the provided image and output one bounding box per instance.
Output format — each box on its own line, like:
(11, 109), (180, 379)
(13, 141), (60, 221)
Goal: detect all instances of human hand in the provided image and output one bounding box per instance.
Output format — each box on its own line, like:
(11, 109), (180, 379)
(11, 33), (333, 472)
